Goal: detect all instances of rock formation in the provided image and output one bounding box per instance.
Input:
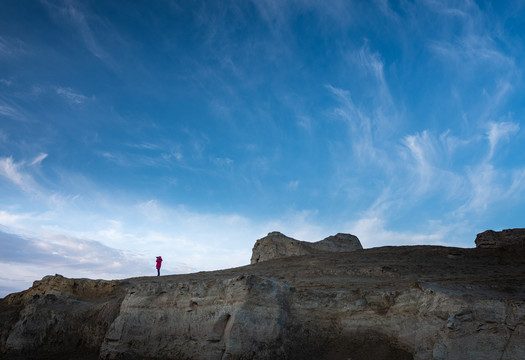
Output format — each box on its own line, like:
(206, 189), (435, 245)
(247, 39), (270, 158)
(250, 231), (362, 264)
(1, 230), (525, 360)
(475, 228), (525, 249)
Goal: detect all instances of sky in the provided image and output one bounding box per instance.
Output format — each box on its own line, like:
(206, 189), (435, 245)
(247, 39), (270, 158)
(1, 0), (525, 297)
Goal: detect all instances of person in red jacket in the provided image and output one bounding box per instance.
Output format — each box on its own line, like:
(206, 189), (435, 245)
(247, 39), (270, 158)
(156, 256), (163, 276)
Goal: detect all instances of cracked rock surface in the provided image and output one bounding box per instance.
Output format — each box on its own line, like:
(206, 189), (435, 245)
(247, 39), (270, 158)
(1, 230), (525, 359)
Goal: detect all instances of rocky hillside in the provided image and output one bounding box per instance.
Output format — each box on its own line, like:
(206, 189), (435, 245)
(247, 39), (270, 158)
(1, 230), (525, 360)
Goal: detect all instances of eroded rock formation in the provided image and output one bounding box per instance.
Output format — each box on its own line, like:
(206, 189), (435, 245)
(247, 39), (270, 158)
(475, 228), (525, 249)
(1, 230), (525, 360)
(250, 231), (362, 264)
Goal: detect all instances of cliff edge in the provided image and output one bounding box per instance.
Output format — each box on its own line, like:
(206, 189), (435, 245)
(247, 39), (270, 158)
(1, 229), (525, 360)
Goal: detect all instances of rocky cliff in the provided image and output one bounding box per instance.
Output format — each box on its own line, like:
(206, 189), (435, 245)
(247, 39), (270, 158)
(1, 230), (525, 360)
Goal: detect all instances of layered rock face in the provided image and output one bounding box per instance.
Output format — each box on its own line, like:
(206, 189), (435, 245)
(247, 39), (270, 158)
(1, 230), (525, 360)
(0, 275), (126, 360)
(250, 231), (362, 264)
(475, 228), (525, 249)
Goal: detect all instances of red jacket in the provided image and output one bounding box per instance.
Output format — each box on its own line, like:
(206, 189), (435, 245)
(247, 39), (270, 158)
(156, 256), (163, 269)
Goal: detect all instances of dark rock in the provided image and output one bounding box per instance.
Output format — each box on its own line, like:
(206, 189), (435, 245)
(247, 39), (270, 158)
(475, 228), (525, 248)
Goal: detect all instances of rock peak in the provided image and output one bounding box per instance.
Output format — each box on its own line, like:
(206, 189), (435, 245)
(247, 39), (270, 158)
(475, 228), (525, 248)
(251, 231), (362, 264)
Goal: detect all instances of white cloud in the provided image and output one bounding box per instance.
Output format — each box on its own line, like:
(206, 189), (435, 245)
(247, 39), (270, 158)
(296, 115), (312, 131)
(346, 216), (447, 248)
(287, 180), (299, 190)
(62, 4), (108, 62)
(0, 36), (27, 58)
(456, 163), (497, 215)
(456, 160), (525, 217)
(402, 131), (436, 193)
(374, 0), (400, 20)
(0, 228), (156, 297)
(0, 154), (49, 194)
(356, 43), (391, 101)
(0, 104), (25, 121)
(29, 153), (48, 166)
(0, 211), (32, 227)
(55, 87), (91, 105)
(486, 121), (519, 160)
(261, 209), (325, 243)
(426, 1), (515, 73)
(326, 84), (381, 166)
(506, 169), (525, 199)
(481, 81), (513, 119)
(422, 0), (475, 17)
(0, 157), (35, 193)
(43, 0), (114, 66)
(213, 157), (234, 167)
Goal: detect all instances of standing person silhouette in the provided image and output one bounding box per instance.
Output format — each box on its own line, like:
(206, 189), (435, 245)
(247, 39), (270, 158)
(156, 256), (163, 276)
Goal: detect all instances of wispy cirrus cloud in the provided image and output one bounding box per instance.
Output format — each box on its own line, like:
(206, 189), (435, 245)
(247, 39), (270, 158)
(370, 124), (524, 230)
(402, 131), (438, 194)
(0, 104), (25, 122)
(55, 87), (92, 105)
(346, 216), (450, 248)
(426, 0), (516, 72)
(0, 157), (34, 193)
(429, 34), (515, 70)
(0, 36), (27, 58)
(42, 0), (114, 66)
(29, 153), (48, 166)
(422, 0), (476, 19)
(354, 42), (394, 108)
(486, 121), (520, 160)
(326, 81), (397, 174)
(0, 154), (48, 194)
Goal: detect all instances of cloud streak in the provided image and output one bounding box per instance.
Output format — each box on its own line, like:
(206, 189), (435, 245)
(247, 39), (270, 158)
(55, 87), (92, 105)
(0, 157), (35, 193)
(42, 0), (115, 67)
(0, 104), (25, 122)
(486, 121), (520, 160)
(0, 154), (49, 194)
(0, 36), (27, 58)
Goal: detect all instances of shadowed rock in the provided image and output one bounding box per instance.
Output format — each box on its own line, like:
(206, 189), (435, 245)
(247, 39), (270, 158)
(475, 228), (525, 248)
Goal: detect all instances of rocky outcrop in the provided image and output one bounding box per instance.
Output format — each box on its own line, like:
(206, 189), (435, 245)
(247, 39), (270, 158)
(2, 230), (525, 359)
(475, 228), (525, 248)
(250, 231), (362, 264)
(0, 275), (126, 359)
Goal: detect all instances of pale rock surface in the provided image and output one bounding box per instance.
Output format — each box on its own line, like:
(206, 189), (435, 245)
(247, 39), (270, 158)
(1, 230), (525, 360)
(250, 231), (362, 264)
(475, 228), (525, 248)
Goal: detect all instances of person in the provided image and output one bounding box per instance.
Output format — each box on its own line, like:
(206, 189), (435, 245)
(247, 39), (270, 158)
(156, 256), (163, 276)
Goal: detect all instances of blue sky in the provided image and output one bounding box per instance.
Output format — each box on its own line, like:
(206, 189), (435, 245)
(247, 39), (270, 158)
(1, 0), (525, 297)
